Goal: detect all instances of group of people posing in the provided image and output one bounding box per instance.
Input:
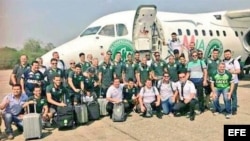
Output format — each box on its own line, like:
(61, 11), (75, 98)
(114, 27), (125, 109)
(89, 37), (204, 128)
(0, 39), (241, 139)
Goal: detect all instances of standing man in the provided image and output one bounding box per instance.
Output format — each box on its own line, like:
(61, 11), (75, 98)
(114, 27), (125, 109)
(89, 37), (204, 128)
(204, 49), (221, 109)
(188, 42), (197, 61)
(223, 49), (240, 115)
(173, 71), (197, 121)
(168, 32), (184, 53)
(151, 52), (168, 86)
(166, 55), (179, 82)
(20, 61), (45, 97)
(77, 52), (91, 73)
(113, 52), (124, 82)
(123, 54), (137, 83)
(44, 58), (64, 85)
(186, 51), (208, 114)
(9, 55), (30, 85)
(52, 51), (65, 72)
(210, 62), (234, 119)
(136, 57), (153, 88)
(0, 84), (28, 140)
(99, 56), (115, 97)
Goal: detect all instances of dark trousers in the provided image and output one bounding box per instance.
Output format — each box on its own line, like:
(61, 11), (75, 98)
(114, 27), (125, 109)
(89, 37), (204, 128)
(173, 99), (197, 116)
(194, 83), (205, 112)
(106, 102), (130, 117)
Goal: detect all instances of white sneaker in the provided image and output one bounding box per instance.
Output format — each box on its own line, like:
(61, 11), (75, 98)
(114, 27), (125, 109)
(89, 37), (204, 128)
(226, 114), (232, 119)
(213, 112), (219, 116)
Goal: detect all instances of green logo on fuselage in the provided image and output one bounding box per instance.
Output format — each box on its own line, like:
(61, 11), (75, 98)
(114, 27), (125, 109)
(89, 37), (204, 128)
(109, 39), (135, 61)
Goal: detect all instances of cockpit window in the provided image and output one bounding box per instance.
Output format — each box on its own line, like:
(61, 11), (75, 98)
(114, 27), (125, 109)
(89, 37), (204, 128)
(80, 26), (101, 37)
(98, 25), (115, 37)
(116, 24), (128, 36)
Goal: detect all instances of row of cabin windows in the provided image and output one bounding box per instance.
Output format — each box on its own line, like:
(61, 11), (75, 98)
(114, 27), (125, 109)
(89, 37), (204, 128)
(178, 29), (244, 37)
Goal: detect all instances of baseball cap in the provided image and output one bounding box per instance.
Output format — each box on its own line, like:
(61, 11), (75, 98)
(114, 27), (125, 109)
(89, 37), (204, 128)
(88, 67), (96, 74)
(106, 50), (112, 55)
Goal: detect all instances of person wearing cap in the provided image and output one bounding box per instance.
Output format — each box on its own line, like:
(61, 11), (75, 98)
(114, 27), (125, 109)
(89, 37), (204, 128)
(83, 67), (99, 99)
(68, 64), (85, 104)
(76, 52), (91, 73)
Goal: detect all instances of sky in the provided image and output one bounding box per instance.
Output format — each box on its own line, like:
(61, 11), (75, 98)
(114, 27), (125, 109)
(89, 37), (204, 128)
(1, 0), (250, 49)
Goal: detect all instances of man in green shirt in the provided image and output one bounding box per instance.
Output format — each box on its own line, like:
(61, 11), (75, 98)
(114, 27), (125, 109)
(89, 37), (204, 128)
(204, 49), (221, 109)
(166, 55), (179, 82)
(23, 85), (51, 127)
(210, 62), (234, 119)
(77, 52), (91, 73)
(123, 54), (137, 83)
(123, 78), (139, 112)
(151, 52), (168, 86)
(136, 57), (153, 88)
(68, 64), (84, 104)
(46, 75), (69, 115)
(177, 56), (187, 73)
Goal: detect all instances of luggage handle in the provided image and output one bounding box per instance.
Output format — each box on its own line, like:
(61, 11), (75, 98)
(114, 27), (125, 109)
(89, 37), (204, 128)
(80, 90), (84, 104)
(27, 99), (37, 114)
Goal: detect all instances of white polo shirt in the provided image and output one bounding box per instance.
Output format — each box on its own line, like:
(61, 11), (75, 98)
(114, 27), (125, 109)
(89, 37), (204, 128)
(106, 84), (124, 102)
(158, 80), (176, 101)
(224, 59), (240, 83)
(139, 86), (159, 104)
(175, 80), (196, 101)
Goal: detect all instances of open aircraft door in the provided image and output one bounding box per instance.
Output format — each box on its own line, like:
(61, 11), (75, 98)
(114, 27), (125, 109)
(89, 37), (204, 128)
(132, 5), (167, 58)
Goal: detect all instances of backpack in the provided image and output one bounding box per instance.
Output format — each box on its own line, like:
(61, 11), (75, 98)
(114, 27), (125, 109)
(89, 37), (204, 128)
(227, 59), (244, 80)
(157, 80), (174, 93)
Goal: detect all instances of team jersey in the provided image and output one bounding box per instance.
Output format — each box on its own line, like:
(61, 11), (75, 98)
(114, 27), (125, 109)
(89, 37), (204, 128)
(210, 70), (233, 89)
(22, 69), (44, 92)
(28, 96), (48, 113)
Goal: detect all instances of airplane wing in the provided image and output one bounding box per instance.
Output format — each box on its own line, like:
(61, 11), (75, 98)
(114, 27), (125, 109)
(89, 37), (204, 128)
(226, 9), (250, 20)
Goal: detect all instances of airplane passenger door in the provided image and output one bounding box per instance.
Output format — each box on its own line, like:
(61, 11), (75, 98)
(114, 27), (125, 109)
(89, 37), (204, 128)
(132, 5), (157, 52)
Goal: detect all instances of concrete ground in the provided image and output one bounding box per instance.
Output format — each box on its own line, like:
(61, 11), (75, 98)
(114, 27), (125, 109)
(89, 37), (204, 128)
(0, 70), (249, 141)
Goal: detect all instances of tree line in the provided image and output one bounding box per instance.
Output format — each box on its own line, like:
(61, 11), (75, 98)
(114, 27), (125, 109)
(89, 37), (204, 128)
(0, 39), (55, 70)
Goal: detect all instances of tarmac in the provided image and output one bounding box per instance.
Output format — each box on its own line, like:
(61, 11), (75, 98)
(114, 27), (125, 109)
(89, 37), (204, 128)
(0, 69), (249, 141)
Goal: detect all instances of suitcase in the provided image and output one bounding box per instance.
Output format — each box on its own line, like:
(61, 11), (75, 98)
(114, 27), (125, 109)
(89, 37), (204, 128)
(56, 94), (75, 129)
(97, 97), (108, 116)
(74, 93), (88, 124)
(87, 101), (100, 120)
(23, 101), (42, 140)
(112, 103), (125, 122)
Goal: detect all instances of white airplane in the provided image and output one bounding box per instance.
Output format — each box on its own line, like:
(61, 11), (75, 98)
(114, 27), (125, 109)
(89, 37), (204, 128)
(41, 5), (250, 69)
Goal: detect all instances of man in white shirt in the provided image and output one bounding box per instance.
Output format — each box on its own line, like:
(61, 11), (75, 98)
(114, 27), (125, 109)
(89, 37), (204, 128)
(139, 79), (162, 119)
(106, 78), (129, 119)
(173, 71), (197, 121)
(223, 49), (241, 115)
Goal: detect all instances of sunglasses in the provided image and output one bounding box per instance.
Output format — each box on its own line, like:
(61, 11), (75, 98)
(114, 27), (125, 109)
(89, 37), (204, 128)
(70, 62), (75, 65)
(192, 55), (198, 57)
(155, 55), (160, 57)
(51, 62), (57, 65)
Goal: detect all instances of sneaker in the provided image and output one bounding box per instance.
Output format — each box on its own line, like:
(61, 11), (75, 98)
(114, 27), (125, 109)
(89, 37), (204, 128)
(226, 114), (232, 119)
(156, 112), (162, 119)
(169, 113), (174, 117)
(232, 111), (237, 115)
(7, 134), (14, 140)
(213, 112), (219, 116)
(190, 115), (195, 121)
